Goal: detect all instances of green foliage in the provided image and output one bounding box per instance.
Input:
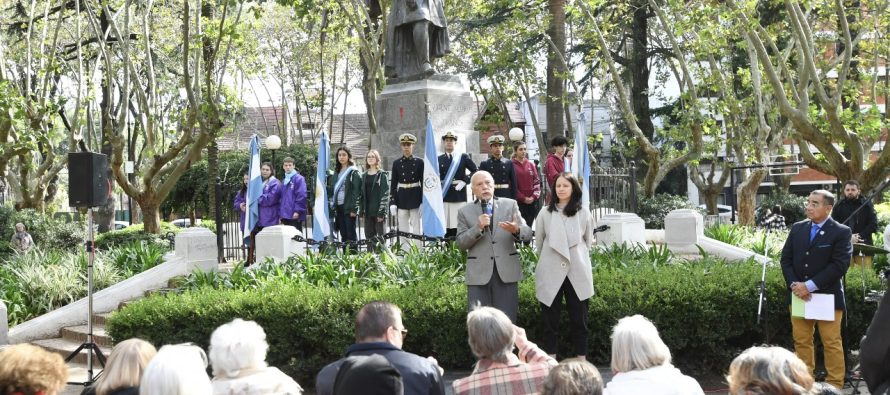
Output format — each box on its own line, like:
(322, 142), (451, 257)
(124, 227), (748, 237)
(875, 202), (890, 230)
(705, 224), (788, 260)
(638, 193), (702, 229)
(182, 243), (466, 290)
(107, 255), (881, 384)
(0, 207), (84, 256)
(95, 223), (180, 250)
(106, 242), (170, 277)
(0, 240), (170, 326)
(163, 144), (319, 217)
(756, 192), (807, 226)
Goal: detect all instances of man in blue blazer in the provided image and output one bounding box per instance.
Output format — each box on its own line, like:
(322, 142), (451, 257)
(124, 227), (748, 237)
(780, 189), (853, 390)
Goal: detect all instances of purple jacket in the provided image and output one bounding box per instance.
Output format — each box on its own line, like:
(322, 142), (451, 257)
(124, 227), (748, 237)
(279, 172), (308, 221)
(233, 190), (246, 230)
(257, 178), (281, 227)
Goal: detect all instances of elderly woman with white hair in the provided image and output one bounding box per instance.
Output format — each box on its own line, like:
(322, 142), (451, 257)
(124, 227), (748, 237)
(209, 318), (303, 395)
(452, 306), (557, 395)
(726, 346), (814, 395)
(140, 344), (212, 395)
(602, 315), (703, 395)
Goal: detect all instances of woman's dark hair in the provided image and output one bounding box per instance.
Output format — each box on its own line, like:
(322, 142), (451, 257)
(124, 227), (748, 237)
(547, 172), (582, 217)
(335, 146), (354, 172)
(240, 172), (248, 195)
(261, 162), (274, 180)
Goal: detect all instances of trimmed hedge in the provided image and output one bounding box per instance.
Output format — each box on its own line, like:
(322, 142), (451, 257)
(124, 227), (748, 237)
(94, 222), (180, 250)
(106, 260), (881, 386)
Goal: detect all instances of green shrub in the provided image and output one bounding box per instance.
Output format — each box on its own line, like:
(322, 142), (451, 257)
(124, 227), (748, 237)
(705, 224), (788, 260)
(638, 193), (701, 229)
(757, 192), (807, 226)
(107, 255), (881, 385)
(95, 222), (179, 250)
(0, 241), (171, 326)
(0, 207), (84, 255)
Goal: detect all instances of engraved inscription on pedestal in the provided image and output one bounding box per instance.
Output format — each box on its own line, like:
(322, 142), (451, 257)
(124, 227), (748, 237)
(372, 75), (480, 169)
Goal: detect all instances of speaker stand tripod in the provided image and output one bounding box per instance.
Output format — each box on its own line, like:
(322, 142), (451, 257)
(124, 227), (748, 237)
(65, 207), (106, 386)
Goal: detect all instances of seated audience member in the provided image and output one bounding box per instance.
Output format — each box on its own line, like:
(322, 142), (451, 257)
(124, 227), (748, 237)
(209, 319), (303, 395)
(316, 301), (445, 395)
(0, 344), (68, 395)
(81, 338), (157, 395)
(726, 346), (813, 395)
(333, 354), (403, 395)
(860, 290), (890, 395)
(452, 306), (557, 395)
(140, 344), (212, 395)
(602, 315), (703, 395)
(541, 360), (603, 395)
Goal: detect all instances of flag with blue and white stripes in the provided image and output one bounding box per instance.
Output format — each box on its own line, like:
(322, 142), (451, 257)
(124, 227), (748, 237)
(573, 112), (591, 209)
(243, 135), (263, 244)
(421, 119), (446, 237)
(313, 131), (332, 241)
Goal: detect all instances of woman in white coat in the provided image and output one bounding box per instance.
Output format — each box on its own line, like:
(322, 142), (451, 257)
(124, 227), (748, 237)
(534, 172), (594, 359)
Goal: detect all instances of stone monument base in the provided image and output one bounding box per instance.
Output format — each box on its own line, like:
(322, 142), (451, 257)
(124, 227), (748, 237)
(372, 74), (480, 169)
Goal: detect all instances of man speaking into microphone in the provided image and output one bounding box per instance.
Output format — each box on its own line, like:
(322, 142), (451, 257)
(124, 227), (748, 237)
(456, 170), (532, 322)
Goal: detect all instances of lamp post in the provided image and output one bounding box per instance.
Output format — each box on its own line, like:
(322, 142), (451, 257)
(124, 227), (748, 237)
(508, 127), (524, 157)
(265, 135), (282, 179)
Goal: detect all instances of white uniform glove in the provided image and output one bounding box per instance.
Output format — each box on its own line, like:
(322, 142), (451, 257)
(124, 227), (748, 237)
(390, 205), (398, 216)
(454, 180), (466, 191)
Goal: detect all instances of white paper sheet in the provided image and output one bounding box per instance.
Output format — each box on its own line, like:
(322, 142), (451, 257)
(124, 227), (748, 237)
(804, 294), (836, 321)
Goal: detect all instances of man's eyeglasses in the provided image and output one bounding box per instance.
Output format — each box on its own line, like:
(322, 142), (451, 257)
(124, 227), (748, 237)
(392, 326), (408, 337)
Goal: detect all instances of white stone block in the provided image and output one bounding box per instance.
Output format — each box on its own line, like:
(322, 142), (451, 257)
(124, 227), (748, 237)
(596, 212), (647, 247)
(256, 225), (301, 263)
(1, 300), (7, 345)
(664, 209), (704, 246)
(175, 227), (218, 272)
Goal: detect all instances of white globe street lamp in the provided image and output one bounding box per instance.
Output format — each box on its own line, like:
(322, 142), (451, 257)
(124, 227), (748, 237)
(508, 127), (524, 142)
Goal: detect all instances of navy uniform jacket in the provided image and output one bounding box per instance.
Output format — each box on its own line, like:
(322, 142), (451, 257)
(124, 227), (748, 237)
(438, 152), (477, 203)
(780, 217), (852, 310)
(478, 157), (517, 199)
(390, 155), (424, 210)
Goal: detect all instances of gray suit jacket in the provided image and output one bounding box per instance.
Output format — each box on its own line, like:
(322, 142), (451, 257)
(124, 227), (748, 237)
(456, 198), (532, 286)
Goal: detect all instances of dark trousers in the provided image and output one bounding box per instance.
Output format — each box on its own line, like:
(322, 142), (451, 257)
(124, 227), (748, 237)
(518, 201), (540, 228)
(281, 218), (304, 233)
(468, 265), (518, 323)
(364, 215), (385, 250)
(541, 278), (589, 357)
(335, 205), (357, 242)
(247, 226), (265, 265)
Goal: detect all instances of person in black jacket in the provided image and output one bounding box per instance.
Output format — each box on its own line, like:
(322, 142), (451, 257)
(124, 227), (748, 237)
(316, 301), (445, 395)
(831, 180), (878, 268)
(439, 131), (477, 238)
(781, 189), (853, 390)
(860, 290), (890, 395)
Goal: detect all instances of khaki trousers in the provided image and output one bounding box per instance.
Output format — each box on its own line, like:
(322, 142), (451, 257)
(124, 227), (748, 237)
(791, 308), (845, 389)
(851, 254), (873, 269)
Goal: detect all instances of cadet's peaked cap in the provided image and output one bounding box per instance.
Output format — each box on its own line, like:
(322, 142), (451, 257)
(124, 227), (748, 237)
(441, 131), (458, 141)
(487, 135), (506, 145)
(399, 133), (417, 144)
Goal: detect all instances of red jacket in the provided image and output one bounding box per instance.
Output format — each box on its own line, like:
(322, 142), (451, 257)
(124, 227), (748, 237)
(544, 154), (564, 191)
(512, 158), (540, 202)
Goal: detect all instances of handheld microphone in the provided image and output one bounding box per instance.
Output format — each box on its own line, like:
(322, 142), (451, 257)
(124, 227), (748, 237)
(482, 200), (492, 232)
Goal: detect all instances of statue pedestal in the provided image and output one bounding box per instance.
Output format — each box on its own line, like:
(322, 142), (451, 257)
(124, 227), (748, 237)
(372, 74), (480, 168)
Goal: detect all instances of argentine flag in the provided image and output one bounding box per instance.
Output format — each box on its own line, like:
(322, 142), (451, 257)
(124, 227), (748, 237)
(421, 119), (446, 237)
(243, 135), (263, 244)
(573, 112), (591, 209)
(313, 131), (331, 241)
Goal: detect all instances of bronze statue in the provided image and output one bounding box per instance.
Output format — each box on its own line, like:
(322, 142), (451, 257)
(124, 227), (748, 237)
(384, 0), (451, 79)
